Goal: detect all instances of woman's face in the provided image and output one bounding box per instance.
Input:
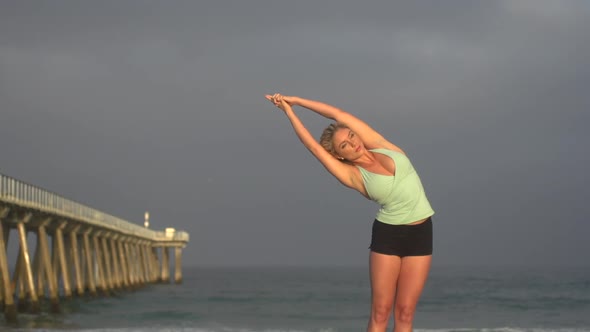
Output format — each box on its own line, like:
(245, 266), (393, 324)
(333, 128), (364, 161)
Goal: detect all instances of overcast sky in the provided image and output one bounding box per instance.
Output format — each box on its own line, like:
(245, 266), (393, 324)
(1, 0), (589, 268)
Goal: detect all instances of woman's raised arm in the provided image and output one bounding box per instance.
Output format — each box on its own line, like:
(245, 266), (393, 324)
(285, 96), (404, 154)
(265, 94), (364, 192)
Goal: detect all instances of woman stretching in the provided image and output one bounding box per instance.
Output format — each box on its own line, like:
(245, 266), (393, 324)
(265, 93), (435, 332)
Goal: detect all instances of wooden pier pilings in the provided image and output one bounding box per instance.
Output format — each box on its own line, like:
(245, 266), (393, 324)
(0, 174), (189, 323)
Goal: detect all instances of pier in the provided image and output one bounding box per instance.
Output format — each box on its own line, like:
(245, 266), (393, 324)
(0, 173), (189, 323)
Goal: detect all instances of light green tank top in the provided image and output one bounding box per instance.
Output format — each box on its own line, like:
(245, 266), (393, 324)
(357, 149), (434, 225)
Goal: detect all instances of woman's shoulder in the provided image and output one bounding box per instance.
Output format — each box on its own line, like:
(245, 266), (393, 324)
(367, 139), (406, 156)
(370, 148), (411, 165)
(370, 148), (402, 156)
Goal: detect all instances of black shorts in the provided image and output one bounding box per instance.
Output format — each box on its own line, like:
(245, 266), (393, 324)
(369, 217), (433, 257)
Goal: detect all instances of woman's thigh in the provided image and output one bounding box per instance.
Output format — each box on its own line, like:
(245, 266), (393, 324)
(369, 251), (402, 305)
(395, 255), (432, 308)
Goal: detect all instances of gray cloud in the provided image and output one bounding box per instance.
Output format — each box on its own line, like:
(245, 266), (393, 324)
(1, 0), (589, 267)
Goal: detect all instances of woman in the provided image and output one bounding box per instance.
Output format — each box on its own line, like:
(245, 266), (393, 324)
(265, 93), (435, 332)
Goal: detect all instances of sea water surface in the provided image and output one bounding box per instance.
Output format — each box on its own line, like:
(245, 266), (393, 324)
(1, 265), (589, 332)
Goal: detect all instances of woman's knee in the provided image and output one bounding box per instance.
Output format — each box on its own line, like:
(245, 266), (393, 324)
(371, 302), (393, 324)
(395, 304), (416, 324)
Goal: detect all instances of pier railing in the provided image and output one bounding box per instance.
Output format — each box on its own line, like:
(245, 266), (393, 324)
(0, 174), (189, 243)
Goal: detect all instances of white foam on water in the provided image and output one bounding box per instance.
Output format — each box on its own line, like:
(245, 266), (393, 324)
(12, 327), (590, 332)
(415, 328), (590, 332)
(13, 328), (316, 332)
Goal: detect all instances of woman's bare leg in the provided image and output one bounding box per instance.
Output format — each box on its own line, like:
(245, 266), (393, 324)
(393, 255), (432, 332)
(367, 251), (402, 332)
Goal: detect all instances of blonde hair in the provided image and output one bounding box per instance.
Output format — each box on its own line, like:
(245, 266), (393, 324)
(319, 123), (349, 158)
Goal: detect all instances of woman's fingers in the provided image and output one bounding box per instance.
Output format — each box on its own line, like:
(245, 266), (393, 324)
(273, 94), (282, 106)
(265, 94), (278, 106)
(266, 93), (287, 108)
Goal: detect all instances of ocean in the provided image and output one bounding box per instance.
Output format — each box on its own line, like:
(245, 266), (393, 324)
(1, 265), (589, 332)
